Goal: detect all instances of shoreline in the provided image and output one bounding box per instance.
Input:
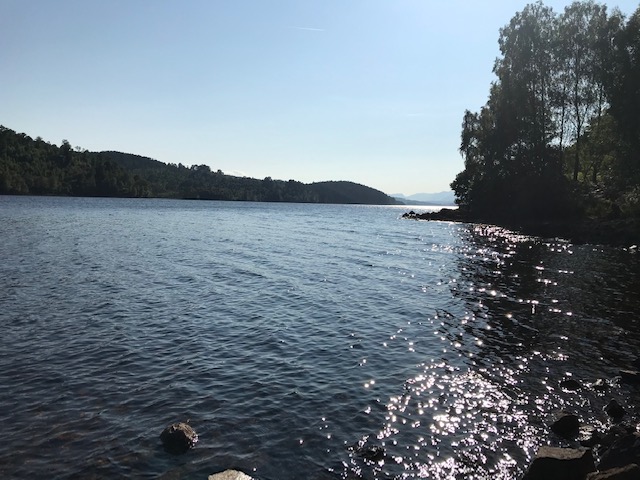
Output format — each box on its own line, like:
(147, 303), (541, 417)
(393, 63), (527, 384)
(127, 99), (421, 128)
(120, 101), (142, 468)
(403, 208), (640, 247)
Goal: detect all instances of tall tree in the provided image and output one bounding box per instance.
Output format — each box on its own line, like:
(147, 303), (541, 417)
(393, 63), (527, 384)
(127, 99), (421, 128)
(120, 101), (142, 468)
(556, 1), (610, 181)
(604, 5), (640, 187)
(495, 1), (557, 171)
(454, 2), (567, 219)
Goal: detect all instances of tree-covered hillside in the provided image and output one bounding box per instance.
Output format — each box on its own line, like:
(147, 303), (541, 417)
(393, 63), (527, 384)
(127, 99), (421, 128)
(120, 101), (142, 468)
(452, 1), (640, 222)
(0, 126), (398, 205)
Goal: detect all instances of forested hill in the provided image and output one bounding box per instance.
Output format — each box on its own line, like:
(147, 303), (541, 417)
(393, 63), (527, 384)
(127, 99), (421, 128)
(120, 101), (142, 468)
(0, 126), (398, 205)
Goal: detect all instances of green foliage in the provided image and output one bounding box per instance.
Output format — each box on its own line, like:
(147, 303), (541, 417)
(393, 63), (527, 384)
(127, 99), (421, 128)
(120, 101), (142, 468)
(0, 126), (397, 205)
(453, 1), (640, 221)
(0, 126), (139, 197)
(604, 5), (640, 188)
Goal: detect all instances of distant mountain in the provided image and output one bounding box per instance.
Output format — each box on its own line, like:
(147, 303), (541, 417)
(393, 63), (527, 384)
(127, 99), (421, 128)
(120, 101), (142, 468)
(392, 191), (456, 206)
(310, 181), (402, 205)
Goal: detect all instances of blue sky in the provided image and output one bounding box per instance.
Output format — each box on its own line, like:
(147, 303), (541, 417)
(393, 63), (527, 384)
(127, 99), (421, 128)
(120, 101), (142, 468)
(2, 0), (638, 196)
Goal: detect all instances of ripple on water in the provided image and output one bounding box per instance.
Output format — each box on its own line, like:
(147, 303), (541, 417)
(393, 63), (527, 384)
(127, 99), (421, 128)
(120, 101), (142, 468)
(0, 198), (639, 479)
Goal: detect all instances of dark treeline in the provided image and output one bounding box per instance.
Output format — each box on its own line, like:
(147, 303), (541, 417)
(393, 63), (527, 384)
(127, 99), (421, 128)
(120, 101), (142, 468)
(0, 126), (397, 205)
(452, 1), (640, 222)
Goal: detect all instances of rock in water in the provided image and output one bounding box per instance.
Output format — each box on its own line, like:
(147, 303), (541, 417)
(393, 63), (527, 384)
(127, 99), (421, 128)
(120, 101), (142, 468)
(551, 411), (581, 439)
(160, 422), (198, 454)
(357, 445), (386, 462)
(560, 378), (582, 391)
(604, 400), (626, 420)
(598, 433), (640, 471)
(522, 446), (596, 480)
(208, 470), (253, 480)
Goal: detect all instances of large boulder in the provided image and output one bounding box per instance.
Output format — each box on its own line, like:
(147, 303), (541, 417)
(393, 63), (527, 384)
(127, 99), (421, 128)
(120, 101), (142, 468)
(522, 446), (596, 480)
(160, 422), (198, 454)
(598, 433), (640, 471)
(597, 425), (637, 451)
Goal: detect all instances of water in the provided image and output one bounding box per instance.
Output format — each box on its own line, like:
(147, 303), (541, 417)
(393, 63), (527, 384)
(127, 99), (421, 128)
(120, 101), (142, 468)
(1, 196), (639, 480)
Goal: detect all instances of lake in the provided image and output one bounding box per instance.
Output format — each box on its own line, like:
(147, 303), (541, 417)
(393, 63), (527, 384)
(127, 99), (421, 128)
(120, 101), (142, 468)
(1, 196), (639, 479)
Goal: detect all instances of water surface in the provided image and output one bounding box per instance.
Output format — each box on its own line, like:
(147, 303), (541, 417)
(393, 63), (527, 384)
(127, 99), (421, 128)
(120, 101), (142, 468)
(1, 196), (639, 479)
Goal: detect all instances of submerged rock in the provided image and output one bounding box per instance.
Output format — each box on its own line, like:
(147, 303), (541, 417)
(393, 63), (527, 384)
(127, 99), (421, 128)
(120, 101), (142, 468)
(160, 422), (198, 454)
(349, 442), (386, 462)
(522, 446), (596, 480)
(560, 379), (582, 391)
(598, 433), (640, 471)
(349, 436), (387, 462)
(357, 445), (386, 462)
(208, 470), (253, 480)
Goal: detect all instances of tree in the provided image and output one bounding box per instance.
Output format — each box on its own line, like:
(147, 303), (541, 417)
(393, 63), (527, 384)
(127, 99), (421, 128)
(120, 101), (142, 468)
(580, 113), (619, 186)
(604, 5), (640, 188)
(60, 139), (73, 166)
(494, 0), (557, 174)
(556, 1), (610, 181)
(454, 2), (568, 219)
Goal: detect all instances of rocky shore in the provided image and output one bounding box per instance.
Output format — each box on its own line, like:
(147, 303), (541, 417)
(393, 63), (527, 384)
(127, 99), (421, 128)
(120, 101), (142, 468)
(402, 208), (640, 479)
(515, 358), (640, 479)
(163, 364), (640, 480)
(402, 209), (639, 247)
(160, 329), (640, 480)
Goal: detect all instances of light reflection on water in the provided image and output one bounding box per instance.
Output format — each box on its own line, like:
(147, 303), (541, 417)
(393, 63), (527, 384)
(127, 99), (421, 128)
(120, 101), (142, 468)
(0, 198), (639, 480)
(342, 223), (640, 480)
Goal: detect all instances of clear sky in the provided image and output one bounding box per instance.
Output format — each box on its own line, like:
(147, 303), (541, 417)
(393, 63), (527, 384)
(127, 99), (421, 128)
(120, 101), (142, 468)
(2, 0), (638, 196)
